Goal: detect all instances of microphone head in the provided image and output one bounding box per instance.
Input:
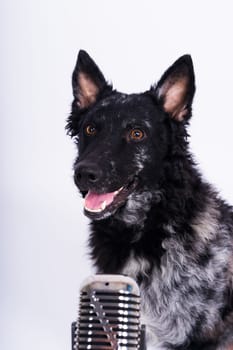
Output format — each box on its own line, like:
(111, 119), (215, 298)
(73, 274), (142, 350)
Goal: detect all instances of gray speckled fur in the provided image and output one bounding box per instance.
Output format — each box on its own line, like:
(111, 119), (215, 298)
(121, 197), (233, 348)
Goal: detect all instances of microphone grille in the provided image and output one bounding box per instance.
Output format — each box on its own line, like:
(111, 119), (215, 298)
(73, 276), (141, 350)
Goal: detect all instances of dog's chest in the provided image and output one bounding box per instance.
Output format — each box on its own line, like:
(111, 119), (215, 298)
(121, 251), (196, 347)
(120, 235), (228, 347)
(121, 253), (151, 279)
(121, 252), (177, 344)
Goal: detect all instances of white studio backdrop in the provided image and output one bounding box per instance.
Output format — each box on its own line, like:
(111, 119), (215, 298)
(1, 1), (233, 349)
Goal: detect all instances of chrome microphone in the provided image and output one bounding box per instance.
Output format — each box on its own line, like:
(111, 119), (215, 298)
(72, 274), (145, 350)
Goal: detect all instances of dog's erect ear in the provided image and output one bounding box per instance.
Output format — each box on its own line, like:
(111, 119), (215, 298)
(72, 50), (108, 109)
(154, 55), (195, 122)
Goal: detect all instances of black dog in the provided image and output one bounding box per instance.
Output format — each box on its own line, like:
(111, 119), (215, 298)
(67, 50), (233, 349)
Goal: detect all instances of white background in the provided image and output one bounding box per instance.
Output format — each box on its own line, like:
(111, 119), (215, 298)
(1, 1), (233, 349)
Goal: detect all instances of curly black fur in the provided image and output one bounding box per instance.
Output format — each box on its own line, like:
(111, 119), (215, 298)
(67, 50), (233, 349)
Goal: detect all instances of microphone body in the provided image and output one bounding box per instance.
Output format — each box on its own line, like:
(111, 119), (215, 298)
(72, 274), (146, 350)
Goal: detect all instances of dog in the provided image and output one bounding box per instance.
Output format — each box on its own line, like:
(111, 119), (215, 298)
(67, 50), (233, 349)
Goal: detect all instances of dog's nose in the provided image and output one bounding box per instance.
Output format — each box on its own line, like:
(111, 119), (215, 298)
(74, 162), (103, 188)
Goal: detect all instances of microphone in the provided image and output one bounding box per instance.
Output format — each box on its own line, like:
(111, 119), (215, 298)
(72, 274), (146, 350)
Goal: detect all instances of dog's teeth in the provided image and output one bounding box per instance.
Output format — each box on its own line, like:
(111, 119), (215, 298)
(114, 187), (124, 196)
(101, 201), (106, 210)
(84, 206), (102, 213)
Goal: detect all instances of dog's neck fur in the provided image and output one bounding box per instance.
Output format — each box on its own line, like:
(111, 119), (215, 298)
(88, 154), (210, 276)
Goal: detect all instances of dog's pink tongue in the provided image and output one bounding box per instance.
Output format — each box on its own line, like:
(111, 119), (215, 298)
(84, 191), (115, 211)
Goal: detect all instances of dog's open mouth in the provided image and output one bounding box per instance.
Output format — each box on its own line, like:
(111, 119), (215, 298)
(83, 178), (138, 220)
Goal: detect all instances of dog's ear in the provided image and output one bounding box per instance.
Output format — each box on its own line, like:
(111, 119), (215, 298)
(154, 55), (195, 122)
(72, 50), (108, 109)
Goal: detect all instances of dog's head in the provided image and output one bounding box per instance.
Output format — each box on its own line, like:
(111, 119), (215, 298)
(67, 50), (195, 224)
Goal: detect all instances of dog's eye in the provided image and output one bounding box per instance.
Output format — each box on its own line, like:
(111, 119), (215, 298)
(128, 128), (145, 142)
(84, 124), (97, 136)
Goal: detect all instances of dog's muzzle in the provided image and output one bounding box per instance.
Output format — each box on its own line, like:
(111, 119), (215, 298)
(74, 160), (139, 220)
